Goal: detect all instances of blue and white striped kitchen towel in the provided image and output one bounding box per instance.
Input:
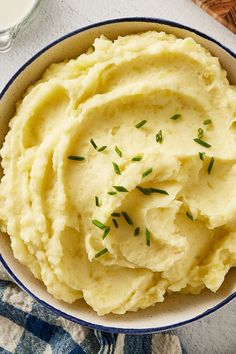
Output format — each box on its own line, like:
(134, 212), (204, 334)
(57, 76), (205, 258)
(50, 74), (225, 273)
(0, 264), (182, 354)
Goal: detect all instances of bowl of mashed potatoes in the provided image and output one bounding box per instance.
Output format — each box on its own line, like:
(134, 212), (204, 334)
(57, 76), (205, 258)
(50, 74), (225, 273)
(0, 18), (236, 333)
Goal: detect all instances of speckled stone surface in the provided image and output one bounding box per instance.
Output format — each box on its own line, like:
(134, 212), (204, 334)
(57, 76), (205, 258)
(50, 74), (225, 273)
(0, 1), (236, 353)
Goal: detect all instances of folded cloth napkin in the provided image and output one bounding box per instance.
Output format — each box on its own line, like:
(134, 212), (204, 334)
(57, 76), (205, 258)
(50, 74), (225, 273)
(0, 265), (182, 354)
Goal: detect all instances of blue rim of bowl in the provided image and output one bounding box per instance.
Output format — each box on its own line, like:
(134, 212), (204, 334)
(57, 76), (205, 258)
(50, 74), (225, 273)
(0, 17), (236, 334)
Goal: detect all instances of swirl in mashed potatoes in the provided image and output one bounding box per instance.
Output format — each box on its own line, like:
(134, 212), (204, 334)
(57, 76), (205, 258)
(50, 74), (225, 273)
(1, 31), (236, 315)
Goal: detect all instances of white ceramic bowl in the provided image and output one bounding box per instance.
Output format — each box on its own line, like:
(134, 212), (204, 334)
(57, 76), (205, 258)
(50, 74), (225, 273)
(0, 18), (236, 334)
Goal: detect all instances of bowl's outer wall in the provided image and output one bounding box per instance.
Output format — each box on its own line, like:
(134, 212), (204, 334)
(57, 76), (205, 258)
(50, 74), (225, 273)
(0, 18), (236, 334)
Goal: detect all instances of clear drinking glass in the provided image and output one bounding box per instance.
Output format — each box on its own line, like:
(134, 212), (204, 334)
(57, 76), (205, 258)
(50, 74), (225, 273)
(0, 0), (42, 53)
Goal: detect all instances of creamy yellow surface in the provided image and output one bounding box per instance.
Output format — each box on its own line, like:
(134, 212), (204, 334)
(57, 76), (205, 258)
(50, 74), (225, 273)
(1, 31), (236, 315)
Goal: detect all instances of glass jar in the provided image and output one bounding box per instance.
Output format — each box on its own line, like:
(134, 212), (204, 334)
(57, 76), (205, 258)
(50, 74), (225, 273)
(0, 0), (42, 53)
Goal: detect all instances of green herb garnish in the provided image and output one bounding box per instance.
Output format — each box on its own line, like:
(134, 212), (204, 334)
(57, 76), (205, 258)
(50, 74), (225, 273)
(115, 145), (122, 158)
(186, 211), (194, 221)
(193, 138), (211, 148)
(122, 212), (133, 225)
(146, 228), (151, 246)
(156, 130), (163, 144)
(113, 186), (129, 192)
(131, 155), (143, 162)
(97, 146), (107, 152)
(90, 139), (97, 150)
(68, 155), (85, 161)
(203, 119), (212, 125)
(107, 191), (117, 195)
(198, 128), (204, 139)
(111, 212), (121, 217)
(142, 168), (153, 178)
(134, 227), (140, 236)
(135, 120), (147, 129)
(136, 186), (150, 195)
(136, 186), (169, 195)
(102, 227), (111, 239)
(207, 157), (214, 175)
(112, 162), (121, 175)
(170, 114), (181, 120)
(199, 152), (206, 161)
(92, 219), (107, 229)
(112, 219), (118, 228)
(95, 196), (100, 207)
(95, 248), (108, 258)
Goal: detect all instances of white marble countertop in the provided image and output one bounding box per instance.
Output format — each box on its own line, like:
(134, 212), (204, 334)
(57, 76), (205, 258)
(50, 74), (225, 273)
(0, 0), (236, 352)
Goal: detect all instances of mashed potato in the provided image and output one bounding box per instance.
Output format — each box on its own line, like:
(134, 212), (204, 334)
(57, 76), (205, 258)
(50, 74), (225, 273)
(1, 31), (236, 315)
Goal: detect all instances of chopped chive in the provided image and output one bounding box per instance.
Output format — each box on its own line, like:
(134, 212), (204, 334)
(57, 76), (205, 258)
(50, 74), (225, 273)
(68, 155), (85, 161)
(92, 219), (107, 229)
(203, 119), (212, 125)
(199, 152), (206, 161)
(156, 130), (163, 144)
(113, 185), (128, 192)
(102, 227), (111, 239)
(112, 161), (121, 175)
(136, 186), (169, 195)
(136, 186), (150, 195)
(146, 228), (151, 246)
(131, 155), (143, 162)
(198, 128), (204, 139)
(95, 196), (100, 207)
(112, 219), (118, 228)
(135, 120), (147, 129)
(207, 157), (214, 175)
(90, 139), (97, 150)
(115, 145), (122, 158)
(186, 211), (194, 221)
(134, 227), (140, 236)
(149, 188), (169, 195)
(107, 191), (117, 195)
(142, 168), (153, 178)
(95, 248), (108, 258)
(170, 113), (181, 120)
(111, 212), (121, 217)
(122, 212), (134, 225)
(193, 138), (211, 148)
(97, 146), (107, 152)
